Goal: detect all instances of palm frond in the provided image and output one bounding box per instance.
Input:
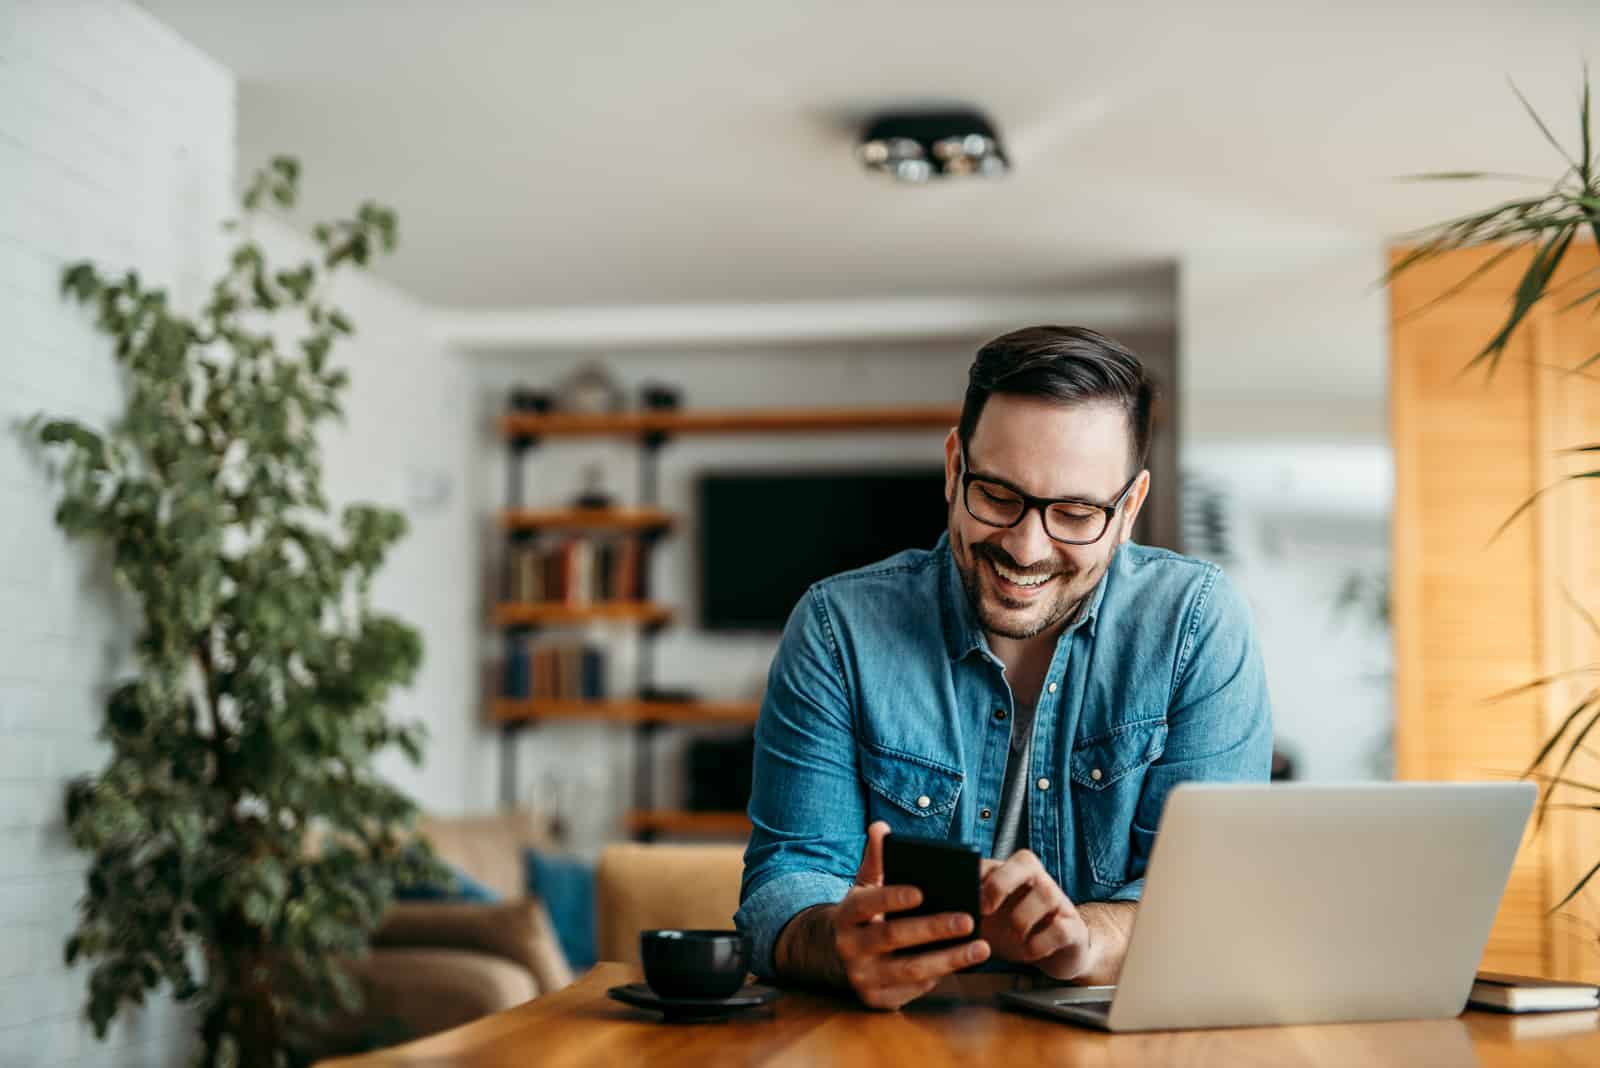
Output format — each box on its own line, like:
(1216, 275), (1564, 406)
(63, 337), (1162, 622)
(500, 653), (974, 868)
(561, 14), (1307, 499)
(1581, 66), (1593, 185)
(1510, 76), (1581, 171)
(1551, 855), (1600, 913)
(1393, 172), (1555, 183)
(1526, 771), (1600, 797)
(1559, 584), (1600, 640)
(1536, 696), (1600, 831)
(1520, 685), (1600, 779)
(1465, 223), (1579, 376)
(1487, 667), (1600, 702)
(1393, 243), (1522, 324)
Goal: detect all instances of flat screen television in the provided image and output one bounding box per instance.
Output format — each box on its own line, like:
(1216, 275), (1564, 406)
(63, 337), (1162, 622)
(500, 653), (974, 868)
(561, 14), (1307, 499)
(698, 467), (948, 631)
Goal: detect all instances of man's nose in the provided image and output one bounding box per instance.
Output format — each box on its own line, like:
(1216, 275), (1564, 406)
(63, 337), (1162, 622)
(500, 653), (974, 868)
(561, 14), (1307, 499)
(998, 505), (1054, 571)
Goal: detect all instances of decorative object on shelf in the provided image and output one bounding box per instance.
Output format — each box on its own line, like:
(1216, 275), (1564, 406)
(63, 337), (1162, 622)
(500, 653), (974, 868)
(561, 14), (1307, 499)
(1386, 71), (1600, 921)
(509, 386), (554, 413)
(639, 382), (682, 411)
(30, 156), (442, 1068)
(858, 108), (1009, 183)
(574, 461), (615, 510)
(559, 360), (625, 413)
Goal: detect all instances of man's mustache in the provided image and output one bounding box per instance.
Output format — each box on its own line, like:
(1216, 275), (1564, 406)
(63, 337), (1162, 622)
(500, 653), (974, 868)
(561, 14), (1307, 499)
(971, 542), (1067, 580)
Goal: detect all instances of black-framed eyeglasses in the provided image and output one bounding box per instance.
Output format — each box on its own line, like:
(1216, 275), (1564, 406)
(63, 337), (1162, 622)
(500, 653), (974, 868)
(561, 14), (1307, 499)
(958, 447), (1140, 546)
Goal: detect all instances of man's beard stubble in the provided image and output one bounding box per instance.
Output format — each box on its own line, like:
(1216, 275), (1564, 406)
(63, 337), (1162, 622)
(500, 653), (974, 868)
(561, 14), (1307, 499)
(953, 527), (1110, 642)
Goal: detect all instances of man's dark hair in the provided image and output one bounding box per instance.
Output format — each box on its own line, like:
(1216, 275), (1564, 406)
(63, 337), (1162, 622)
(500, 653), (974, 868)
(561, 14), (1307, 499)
(958, 325), (1154, 475)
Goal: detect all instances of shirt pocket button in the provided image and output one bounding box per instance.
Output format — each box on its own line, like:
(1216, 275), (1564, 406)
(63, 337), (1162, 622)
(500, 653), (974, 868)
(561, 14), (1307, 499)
(916, 795), (931, 809)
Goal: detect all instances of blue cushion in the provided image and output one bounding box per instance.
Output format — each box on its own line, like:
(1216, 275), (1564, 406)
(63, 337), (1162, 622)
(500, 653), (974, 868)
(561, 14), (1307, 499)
(525, 848), (596, 970)
(395, 858), (500, 903)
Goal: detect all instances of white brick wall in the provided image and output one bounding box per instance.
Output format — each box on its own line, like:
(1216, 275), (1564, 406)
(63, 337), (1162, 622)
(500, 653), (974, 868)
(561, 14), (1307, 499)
(0, 1), (233, 1063)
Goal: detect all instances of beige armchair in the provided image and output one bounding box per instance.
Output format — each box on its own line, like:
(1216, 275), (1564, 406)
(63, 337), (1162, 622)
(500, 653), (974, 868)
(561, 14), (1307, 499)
(595, 843), (747, 963)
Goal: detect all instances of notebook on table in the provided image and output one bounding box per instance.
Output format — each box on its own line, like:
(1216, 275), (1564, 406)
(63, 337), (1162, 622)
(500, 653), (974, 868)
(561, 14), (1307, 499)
(1467, 973), (1600, 1014)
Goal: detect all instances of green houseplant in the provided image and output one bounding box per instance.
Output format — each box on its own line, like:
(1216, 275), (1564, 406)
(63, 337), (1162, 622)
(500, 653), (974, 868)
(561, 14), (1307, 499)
(31, 157), (441, 1067)
(1388, 74), (1600, 914)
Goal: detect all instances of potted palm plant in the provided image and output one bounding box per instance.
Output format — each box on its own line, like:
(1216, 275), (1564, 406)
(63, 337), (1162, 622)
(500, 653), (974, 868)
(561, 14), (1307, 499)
(1387, 72), (1600, 914)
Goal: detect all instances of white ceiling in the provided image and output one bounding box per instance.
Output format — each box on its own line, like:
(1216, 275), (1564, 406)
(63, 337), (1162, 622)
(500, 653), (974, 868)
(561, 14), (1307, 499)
(140, 1), (1599, 310)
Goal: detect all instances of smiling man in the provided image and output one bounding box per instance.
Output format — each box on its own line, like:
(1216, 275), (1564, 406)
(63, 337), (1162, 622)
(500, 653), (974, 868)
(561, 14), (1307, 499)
(734, 325), (1273, 1009)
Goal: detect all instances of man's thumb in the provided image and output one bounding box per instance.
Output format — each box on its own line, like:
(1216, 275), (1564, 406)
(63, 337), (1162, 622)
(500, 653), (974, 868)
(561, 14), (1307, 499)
(855, 820), (890, 887)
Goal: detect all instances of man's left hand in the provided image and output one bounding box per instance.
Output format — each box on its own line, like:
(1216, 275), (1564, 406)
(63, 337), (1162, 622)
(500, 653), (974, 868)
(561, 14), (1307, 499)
(978, 850), (1095, 981)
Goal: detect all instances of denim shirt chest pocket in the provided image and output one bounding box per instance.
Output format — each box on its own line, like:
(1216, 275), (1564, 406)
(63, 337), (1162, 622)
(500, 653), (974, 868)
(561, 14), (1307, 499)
(860, 740), (963, 838)
(1069, 717), (1167, 887)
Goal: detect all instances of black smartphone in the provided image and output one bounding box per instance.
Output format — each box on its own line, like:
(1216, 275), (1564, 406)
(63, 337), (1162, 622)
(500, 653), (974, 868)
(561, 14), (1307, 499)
(881, 833), (982, 955)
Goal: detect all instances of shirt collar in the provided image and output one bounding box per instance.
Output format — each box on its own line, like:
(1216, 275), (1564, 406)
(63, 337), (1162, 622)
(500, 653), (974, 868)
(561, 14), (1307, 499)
(937, 531), (1109, 663)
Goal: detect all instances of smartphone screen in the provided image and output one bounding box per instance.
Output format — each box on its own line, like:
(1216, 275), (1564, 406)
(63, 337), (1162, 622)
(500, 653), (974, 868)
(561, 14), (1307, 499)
(881, 834), (981, 955)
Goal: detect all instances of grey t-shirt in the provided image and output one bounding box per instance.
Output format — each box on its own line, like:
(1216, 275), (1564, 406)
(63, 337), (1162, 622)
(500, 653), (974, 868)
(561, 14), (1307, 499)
(989, 699), (1037, 860)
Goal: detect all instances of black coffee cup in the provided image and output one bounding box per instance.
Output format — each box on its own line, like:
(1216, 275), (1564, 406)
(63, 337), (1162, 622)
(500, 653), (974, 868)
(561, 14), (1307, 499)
(639, 929), (750, 1000)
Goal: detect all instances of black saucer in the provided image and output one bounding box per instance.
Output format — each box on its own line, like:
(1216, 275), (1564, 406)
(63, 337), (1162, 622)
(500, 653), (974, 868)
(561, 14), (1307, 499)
(607, 982), (781, 1022)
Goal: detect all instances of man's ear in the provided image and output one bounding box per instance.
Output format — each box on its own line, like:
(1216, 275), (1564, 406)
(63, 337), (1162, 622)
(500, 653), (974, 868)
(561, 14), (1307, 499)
(943, 428), (961, 505)
(1118, 470), (1152, 544)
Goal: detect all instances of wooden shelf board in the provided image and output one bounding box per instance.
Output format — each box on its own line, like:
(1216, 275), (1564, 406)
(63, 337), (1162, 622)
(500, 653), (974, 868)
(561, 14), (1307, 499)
(625, 810), (752, 836)
(493, 601), (672, 627)
(493, 698), (760, 725)
(501, 405), (960, 439)
(501, 507), (673, 533)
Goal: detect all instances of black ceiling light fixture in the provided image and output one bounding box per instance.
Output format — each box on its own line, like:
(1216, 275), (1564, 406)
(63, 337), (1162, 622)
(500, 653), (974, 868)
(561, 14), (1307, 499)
(857, 108), (1009, 183)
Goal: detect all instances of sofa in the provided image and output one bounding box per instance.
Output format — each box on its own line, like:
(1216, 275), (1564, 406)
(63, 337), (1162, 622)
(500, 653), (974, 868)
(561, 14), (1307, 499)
(316, 809), (573, 1054)
(313, 815), (750, 1056)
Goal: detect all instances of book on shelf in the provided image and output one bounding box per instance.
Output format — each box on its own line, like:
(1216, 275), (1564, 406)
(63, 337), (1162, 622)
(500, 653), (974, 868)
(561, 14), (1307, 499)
(504, 534), (648, 605)
(501, 637), (607, 701)
(1467, 972), (1600, 1013)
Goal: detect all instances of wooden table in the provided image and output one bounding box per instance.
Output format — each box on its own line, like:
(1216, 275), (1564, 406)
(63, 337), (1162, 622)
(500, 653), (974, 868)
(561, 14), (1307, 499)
(317, 962), (1600, 1067)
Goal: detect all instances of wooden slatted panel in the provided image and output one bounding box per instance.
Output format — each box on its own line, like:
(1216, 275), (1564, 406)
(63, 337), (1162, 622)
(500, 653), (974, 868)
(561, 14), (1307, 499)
(1392, 243), (1600, 980)
(1540, 289), (1600, 981)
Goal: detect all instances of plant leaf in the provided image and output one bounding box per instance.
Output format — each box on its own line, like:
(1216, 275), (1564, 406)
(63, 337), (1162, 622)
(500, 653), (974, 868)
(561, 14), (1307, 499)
(1527, 771), (1600, 796)
(1466, 223), (1578, 376)
(1393, 243), (1522, 324)
(1393, 172), (1553, 183)
(1551, 855), (1600, 912)
(1559, 584), (1600, 641)
(1489, 667), (1600, 703)
(1521, 686), (1600, 779)
(1581, 64), (1593, 186)
(1510, 76), (1581, 171)
(1492, 467), (1600, 542)
(1557, 282), (1600, 314)
(1539, 697), (1600, 830)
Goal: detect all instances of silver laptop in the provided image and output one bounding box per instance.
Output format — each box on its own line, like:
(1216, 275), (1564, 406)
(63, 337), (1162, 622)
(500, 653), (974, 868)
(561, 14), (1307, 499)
(999, 781), (1535, 1032)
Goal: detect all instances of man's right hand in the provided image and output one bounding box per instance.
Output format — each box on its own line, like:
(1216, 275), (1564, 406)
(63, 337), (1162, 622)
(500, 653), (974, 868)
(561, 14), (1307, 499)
(822, 820), (991, 1009)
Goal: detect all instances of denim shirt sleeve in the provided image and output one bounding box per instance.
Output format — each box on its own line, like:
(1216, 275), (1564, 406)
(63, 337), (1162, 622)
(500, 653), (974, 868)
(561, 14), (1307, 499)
(735, 586), (861, 978)
(1121, 566), (1273, 898)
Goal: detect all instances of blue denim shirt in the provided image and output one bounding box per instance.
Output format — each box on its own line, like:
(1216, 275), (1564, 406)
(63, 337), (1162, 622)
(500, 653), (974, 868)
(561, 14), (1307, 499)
(734, 532), (1272, 978)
